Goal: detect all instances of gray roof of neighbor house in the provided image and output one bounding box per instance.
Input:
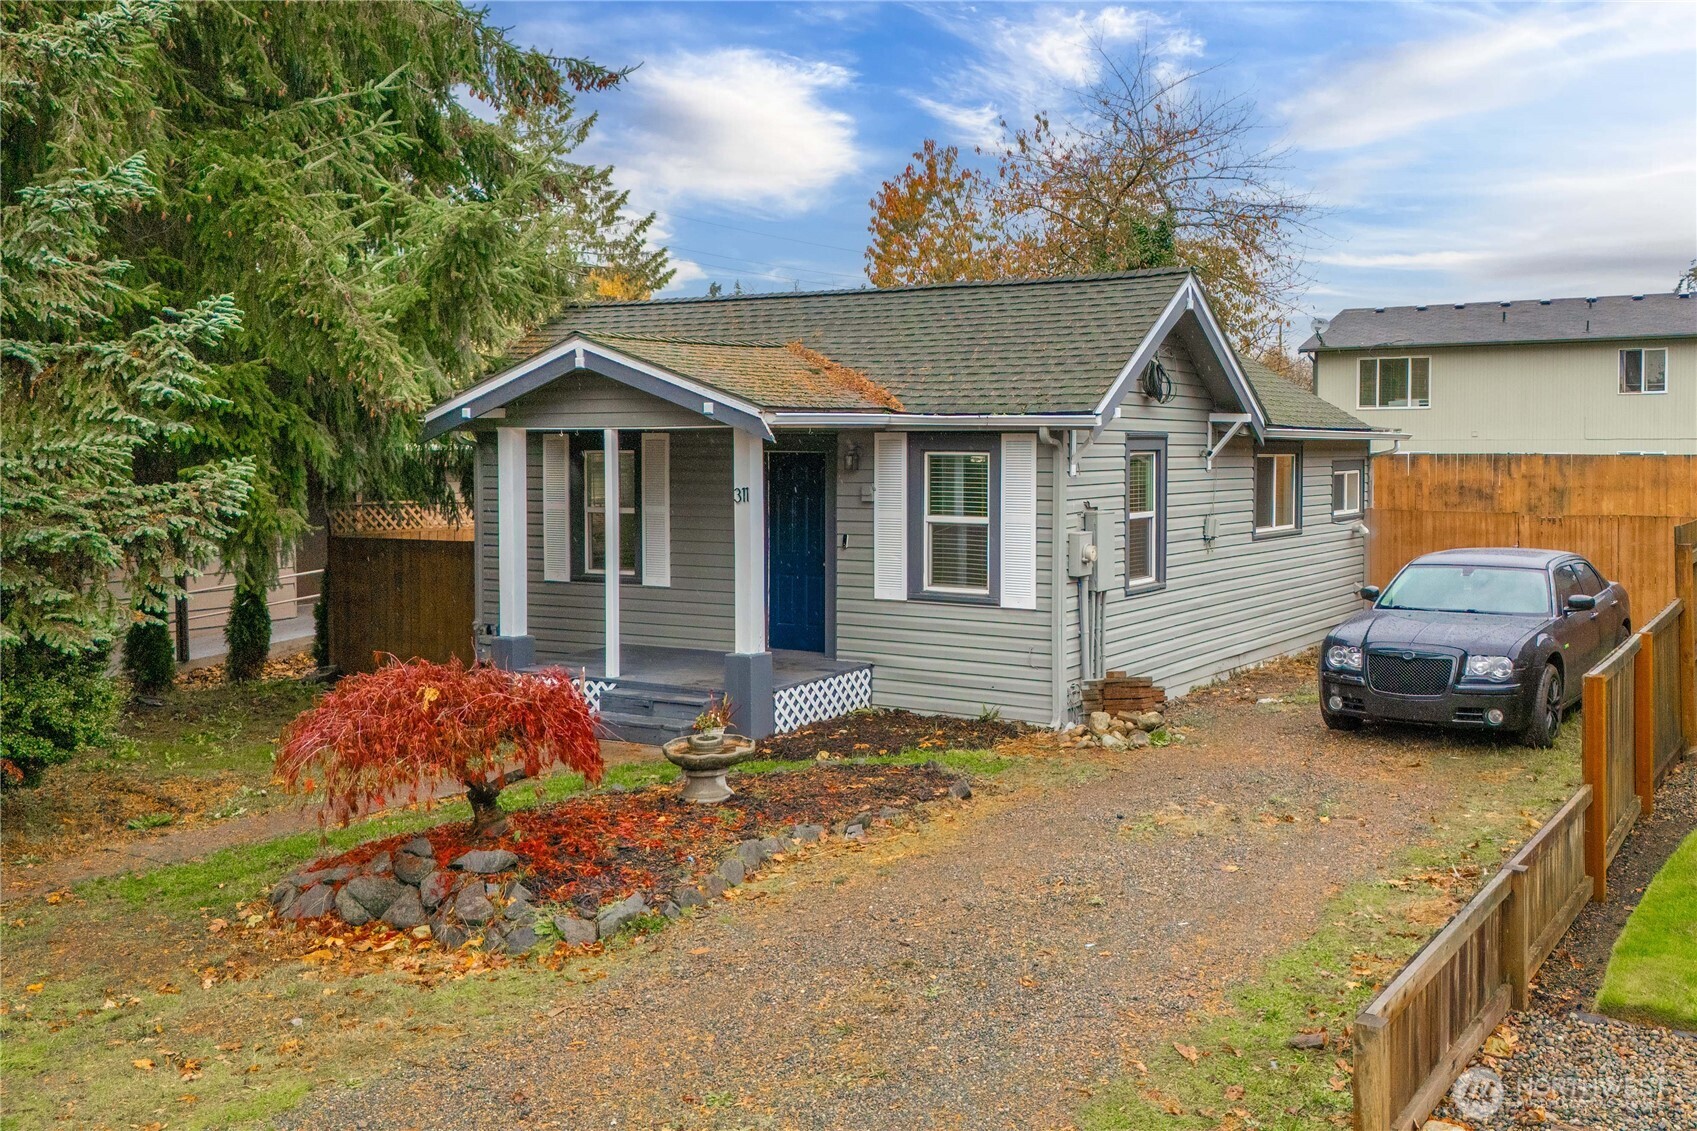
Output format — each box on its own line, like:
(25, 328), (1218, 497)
(1299, 292), (1696, 353)
(1236, 357), (1369, 431)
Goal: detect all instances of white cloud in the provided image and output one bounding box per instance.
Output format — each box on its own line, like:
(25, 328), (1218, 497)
(1283, 3), (1695, 152)
(914, 6), (1199, 144)
(607, 48), (862, 213)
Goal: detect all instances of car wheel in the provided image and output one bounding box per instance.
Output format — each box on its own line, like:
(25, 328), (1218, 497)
(1322, 708), (1362, 732)
(1520, 664), (1563, 748)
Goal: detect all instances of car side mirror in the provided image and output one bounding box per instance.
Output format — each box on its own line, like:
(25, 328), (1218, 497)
(1565, 594), (1597, 612)
(1358, 585), (1380, 602)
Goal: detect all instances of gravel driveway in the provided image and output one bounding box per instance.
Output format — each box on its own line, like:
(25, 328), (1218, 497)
(286, 671), (1456, 1131)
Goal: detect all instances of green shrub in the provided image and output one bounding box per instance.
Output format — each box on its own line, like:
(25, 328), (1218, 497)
(225, 583), (271, 682)
(0, 643), (119, 787)
(123, 614), (176, 695)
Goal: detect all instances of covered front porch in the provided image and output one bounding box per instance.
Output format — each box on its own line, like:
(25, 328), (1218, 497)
(543, 645), (872, 746)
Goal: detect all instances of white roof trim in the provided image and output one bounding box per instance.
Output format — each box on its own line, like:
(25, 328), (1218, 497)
(1263, 426), (1408, 442)
(770, 411), (1100, 429)
(1090, 275), (1268, 440)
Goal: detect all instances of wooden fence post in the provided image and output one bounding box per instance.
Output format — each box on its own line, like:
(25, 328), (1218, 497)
(1504, 863), (1531, 1009)
(1676, 522), (1697, 755)
(1634, 632), (1655, 817)
(1352, 1013), (1394, 1131)
(1583, 670), (1609, 902)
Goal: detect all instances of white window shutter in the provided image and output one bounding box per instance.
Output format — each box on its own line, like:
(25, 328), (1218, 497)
(641, 432), (671, 587)
(873, 432), (907, 601)
(1000, 433), (1038, 609)
(542, 433), (571, 582)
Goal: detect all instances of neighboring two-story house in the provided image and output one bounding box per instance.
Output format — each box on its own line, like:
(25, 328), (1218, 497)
(1300, 292), (1696, 454)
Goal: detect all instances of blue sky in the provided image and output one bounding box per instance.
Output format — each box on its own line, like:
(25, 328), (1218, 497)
(486, 1), (1697, 327)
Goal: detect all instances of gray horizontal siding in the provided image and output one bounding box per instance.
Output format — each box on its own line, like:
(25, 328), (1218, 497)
(499, 371), (714, 431)
(1078, 339), (1370, 698)
(834, 433), (1055, 723)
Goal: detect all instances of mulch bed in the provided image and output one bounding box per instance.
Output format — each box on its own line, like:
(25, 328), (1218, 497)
(176, 651), (318, 689)
(306, 763), (960, 916)
(755, 708), (1027, 762)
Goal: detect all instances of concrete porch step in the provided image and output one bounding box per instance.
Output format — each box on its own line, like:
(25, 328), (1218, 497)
(597, 685), (712, 722)
(594, 709), (694, 747)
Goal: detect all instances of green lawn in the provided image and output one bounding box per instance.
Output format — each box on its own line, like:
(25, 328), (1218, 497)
(1596, 830), (1697, 1029)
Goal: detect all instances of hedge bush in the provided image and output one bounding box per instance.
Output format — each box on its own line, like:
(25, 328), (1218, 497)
(225, 582), (271, 681)
(1, 644), (119, 787)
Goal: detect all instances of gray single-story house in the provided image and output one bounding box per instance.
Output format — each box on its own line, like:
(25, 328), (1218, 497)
(423, 269), (1395, 741)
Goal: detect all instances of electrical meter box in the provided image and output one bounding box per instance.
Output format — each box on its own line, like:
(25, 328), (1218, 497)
(1084, 508), (1113, 590)
(1066, 529), (1096, 578)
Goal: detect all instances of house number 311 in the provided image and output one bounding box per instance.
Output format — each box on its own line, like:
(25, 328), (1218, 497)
(732, 486), (750, 503)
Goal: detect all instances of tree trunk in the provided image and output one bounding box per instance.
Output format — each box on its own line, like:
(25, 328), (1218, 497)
(464, 770), (527, 839)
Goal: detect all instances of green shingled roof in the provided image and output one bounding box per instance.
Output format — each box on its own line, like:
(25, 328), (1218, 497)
(1237, 357), (1371, 431)
(490, 271), (1372, 429)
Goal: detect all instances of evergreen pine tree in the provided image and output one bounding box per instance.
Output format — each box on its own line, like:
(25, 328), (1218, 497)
(224, 583), (271, 682)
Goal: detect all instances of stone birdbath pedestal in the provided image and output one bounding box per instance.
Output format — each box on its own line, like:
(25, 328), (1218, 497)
(661, 733), (757, 803)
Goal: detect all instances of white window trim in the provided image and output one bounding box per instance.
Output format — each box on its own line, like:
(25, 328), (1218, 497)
(923, 450), (991, 596)
(1255, 452), (1299, 533)
(1332, 467), (1363, 518)
(1126, 450), (1159, 586)
(584, 448), (639, 577)
(1618, 347), (1669, 396)
(1356, 356), (1433, 410)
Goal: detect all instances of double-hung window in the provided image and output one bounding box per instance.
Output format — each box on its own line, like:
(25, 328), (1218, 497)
(1124, 437), (1166, 590)
(584, 447), (639, 576)
(1331, 460), (1364, 519)
(1358, 356), (1431, 408)
(923, 451), (990, 595)
(1619, 348), (1668, 394)
(1254, 451), (1300, 534)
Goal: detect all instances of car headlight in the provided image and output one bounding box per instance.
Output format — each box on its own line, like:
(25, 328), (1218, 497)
(1326, 645), (1363, 671)
(1465, 655), (1515, 682)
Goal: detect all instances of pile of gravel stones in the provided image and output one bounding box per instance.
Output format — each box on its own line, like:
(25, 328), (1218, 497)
(1057, 709), (1169, 750)
(269, 779), (974, 954)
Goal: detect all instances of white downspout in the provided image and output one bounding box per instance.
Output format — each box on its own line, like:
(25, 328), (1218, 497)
(1039, 427), (1069, 727)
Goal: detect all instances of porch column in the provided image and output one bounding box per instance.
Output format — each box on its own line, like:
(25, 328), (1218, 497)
(603, 428), (621, 679)
(492, 427), (534, 669)
(727, 429), (774, 737)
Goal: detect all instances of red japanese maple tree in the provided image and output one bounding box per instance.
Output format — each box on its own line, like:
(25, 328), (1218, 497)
(277, 658), (603, 836)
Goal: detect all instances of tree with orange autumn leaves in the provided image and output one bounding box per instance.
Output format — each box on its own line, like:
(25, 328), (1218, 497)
(866, 47), (1313, 352)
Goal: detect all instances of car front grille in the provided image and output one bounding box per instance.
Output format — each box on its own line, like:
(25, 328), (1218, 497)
(1367, 652), (1456, 697)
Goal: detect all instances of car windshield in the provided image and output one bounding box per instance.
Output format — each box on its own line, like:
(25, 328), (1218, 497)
(1378, 564), (1551, 616)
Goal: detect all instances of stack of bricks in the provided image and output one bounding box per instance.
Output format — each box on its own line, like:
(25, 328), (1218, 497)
(1079, 672), (1166, 716)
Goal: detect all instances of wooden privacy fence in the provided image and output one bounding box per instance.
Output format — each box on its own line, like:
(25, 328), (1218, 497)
(326, 535), (475, 674)
(1368, 454), (1697, 614)
(1354, 541), (1696, 1131)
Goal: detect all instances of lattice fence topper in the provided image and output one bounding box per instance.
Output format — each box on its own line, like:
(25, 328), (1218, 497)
(773, 667), (873, 734)
(327, 501), (472, 541)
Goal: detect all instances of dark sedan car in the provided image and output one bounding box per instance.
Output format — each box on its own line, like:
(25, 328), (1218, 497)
(1320, 548), (1630, 746)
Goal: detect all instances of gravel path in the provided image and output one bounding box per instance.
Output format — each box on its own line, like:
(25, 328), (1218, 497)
(1439, 758), (1697, 1130)
(285, 691), (1453, 1131)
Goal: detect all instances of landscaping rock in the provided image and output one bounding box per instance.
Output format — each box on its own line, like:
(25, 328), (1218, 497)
(792, 824), (824, 843)
(552, 915), (598, 947)
(504, 900), (536, 925)
(287, 883), (336, 919)
(949, 780), (973, 800)
(703, 874), (730, 899)
(451, 849), (519, 874)
(365, 850), (394, 876)
(343, 875), (407, 917)
(1286, 1032), (1327, 1051)
(877, 807), (901, 822)
(660, 901), (680, 919)
(502, 925), (538, 953)
(596, 894), (647, 940)
(292, 864), (355, 888)
(392, 851), (436, 887)
(1128, 730), (1152, 748)
(381, 889), (426, 930)
(1136, 711), (1165, 732)
(674, 885), (708, 909)
(419, 870), (460, 910)
(400, 837), (433, 858)
(1088, 711), (1114, 735)
(757, 835), (787, 858)
(503, 881), (535, 904)
(430, 920), (469, 950)
(1099, 732), (1128, 751)
(335, 886), (373, 926)
(843, 824), (866, 840)
(269, 881), (299, 912)
(717, 856), (746, 886)
(734, 839), (766, 868)
(453, 885), (496, 925)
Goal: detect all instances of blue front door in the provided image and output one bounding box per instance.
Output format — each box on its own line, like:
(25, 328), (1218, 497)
(767, 451), (828, 653)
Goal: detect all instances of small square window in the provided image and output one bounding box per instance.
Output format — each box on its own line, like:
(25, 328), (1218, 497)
(1620, 348), (1668, 394)
(1332, 465), (1363, 518)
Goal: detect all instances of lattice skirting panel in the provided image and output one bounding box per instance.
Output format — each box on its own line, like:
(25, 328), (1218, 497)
(573, 678), (617, 714)
(773, 667), (873, 733)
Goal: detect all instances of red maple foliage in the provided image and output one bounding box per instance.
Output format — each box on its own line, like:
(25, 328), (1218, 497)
(276, 657), (603, 836)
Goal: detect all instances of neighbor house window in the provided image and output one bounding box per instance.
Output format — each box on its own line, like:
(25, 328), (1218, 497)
(1125, 437), (1166, 590)
(1332, 460), (1364, 519)
(1254, 451), (1299, 533)
(1358, 356), (1431, 408)
(584, 447), (639, 576)
(1619, 348), (1668, 394)
(924, 451), (990, 594)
